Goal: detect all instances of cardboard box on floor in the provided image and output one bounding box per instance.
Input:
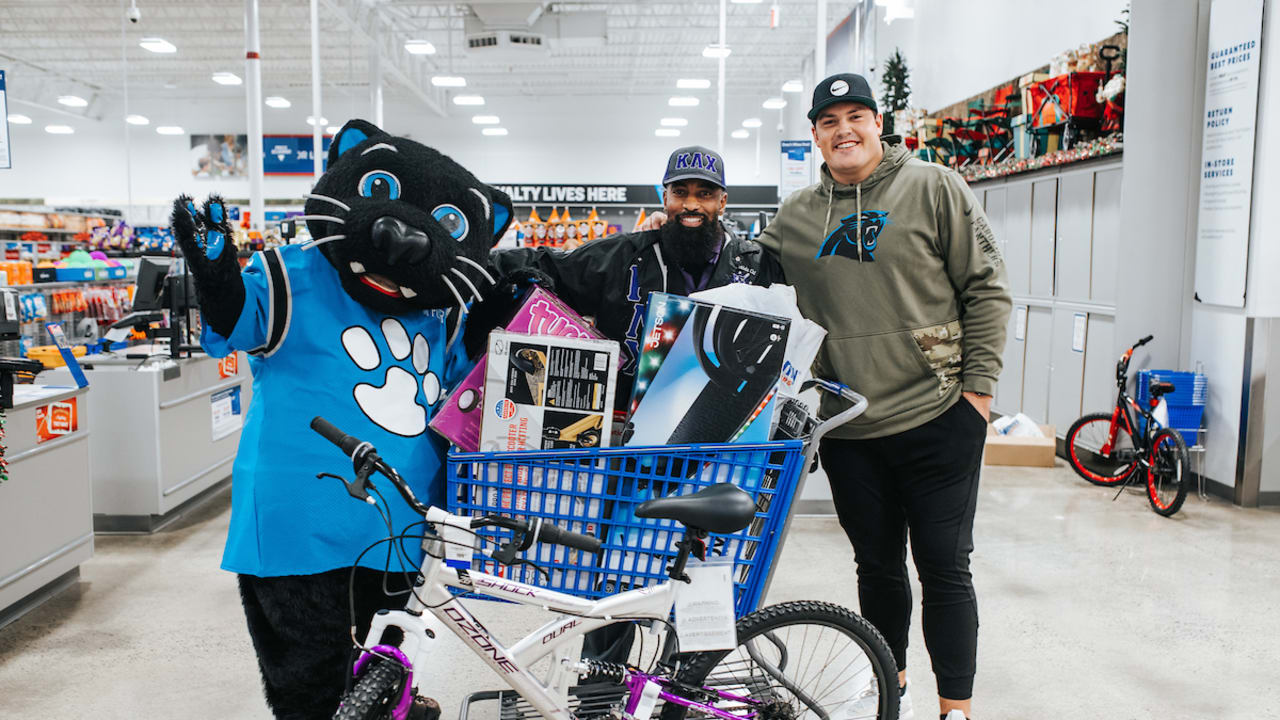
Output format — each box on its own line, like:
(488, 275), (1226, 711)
(984, 424), (1056, 467)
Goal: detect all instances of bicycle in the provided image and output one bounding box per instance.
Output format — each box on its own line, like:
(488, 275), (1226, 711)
(310, 379), (899, 720)
(1064, 335), (1191, 517)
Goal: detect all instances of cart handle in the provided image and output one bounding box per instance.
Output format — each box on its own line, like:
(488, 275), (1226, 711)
(800, 378), (869, 449)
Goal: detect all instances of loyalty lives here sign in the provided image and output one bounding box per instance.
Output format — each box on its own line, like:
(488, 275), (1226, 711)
(494, 184), (780, 206)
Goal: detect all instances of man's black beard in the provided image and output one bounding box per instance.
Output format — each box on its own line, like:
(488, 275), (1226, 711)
(658, 212), (722, 273)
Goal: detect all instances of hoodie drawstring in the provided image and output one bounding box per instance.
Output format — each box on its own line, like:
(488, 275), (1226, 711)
(856, 183), (863, 262)
(823, 182), (834, 244)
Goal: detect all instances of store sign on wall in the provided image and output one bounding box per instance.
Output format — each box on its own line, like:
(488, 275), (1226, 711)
(779, 141), (813, 202)
(264, 135), (332, 176)
(36, 399), (78, 444)
(1194, 0), (1264, 308)
(0, 70), (12, 170)
(494, 184), (781, 207)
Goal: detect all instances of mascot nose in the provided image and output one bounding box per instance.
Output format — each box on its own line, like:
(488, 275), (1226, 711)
(370, 216), (432, 265)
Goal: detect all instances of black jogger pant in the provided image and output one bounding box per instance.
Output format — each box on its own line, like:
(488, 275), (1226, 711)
(818, 398), (985, 700)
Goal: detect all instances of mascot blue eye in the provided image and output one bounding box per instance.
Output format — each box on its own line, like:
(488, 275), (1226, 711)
(358, 170), (401, 200)
(432, 204), (469, 241)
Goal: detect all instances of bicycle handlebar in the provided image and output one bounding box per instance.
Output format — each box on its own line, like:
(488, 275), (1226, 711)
(310, 416), (600, 555)
(1136, 335), (1154, 348)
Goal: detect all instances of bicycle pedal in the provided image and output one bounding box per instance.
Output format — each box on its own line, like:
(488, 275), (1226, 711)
(407, 695), (441, 720)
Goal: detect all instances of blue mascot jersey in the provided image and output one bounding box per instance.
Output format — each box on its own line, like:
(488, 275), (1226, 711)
(203, 244), (470, 577)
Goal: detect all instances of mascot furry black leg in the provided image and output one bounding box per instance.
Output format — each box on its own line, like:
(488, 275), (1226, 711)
(172, 119), (529, 720)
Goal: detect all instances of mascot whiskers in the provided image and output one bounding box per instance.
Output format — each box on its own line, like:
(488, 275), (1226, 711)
(172, 119), (520, 720)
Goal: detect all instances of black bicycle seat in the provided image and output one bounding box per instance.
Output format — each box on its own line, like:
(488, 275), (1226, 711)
(1149, 380), (1176, 399)
(635, 483), (756, 534)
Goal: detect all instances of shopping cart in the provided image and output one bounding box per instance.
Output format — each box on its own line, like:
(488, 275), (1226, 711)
(445, 378), (866, 617)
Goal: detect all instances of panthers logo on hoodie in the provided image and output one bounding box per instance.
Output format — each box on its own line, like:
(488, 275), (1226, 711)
(816, 210), (890, 261)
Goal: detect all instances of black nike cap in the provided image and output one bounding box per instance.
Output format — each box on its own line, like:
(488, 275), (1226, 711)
(808, 73), (878, 122)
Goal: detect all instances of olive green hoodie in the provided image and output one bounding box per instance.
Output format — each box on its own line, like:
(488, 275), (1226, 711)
(759, 139), (1011, 439)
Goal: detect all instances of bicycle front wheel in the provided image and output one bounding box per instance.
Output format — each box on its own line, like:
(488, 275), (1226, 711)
(1066, 412), (1139, 486)
(333, 657), (407, 720)
(1147, 428), (1190, 517)
(663, 600), (898, 720)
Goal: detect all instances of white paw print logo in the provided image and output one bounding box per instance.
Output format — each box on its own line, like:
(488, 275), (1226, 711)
(341, 318), (443, 437)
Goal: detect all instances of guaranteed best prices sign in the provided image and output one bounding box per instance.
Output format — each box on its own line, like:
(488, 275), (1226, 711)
(1194, 0), (1264, 307)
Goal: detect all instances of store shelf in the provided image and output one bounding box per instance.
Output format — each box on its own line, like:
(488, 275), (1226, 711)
(0, 227), (88, 236)
(3, 278), (135, 290)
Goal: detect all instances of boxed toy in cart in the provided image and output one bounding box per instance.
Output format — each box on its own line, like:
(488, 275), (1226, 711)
(626, 292), (790, 446)
(430, 287), (606, 451)
(479, 329), (619, 453)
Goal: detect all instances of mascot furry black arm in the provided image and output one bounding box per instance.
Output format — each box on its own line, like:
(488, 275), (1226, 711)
(171, 119), (518, 720)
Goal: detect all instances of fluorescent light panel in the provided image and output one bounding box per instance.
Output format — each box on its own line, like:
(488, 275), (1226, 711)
(139, 37), (176, 53)
(702, 45), (731, 59)
(307, 116), (328, 126)
(404, 40), (436, 55)
(431, 75), (466, 87)
(742, 118), (763, 128)
(156, 126), (185, 135)
(762, 97), (787, 109)
(453, 95), (484, 106)
(326, 126), (340, 134)
(265, 96), (292, 108)
(677, 78), (711, 89)
(669, 96), (699, 107)
(782, 80), (804, 93)
(7, 114), (32, 125)
(125, 114), (150, 125)
(472, 115), (500, 124)
(57, 95), (87, 107)
(212, 72), (242, 86)
(731, 129), (750, 139)
(660, 118), (688, 127)
(655, 128), (680, 137)
(482, 128), (508, 136)
(45, 125), (74, 135)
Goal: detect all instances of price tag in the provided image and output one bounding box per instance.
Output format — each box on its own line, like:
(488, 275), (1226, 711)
(441, 519), (474, 571)
(674, 558), (736, 652)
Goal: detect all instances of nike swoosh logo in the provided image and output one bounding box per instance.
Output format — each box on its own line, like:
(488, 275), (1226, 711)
(963, 206), (973, 217)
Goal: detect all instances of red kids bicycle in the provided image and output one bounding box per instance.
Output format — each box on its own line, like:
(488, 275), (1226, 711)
(1065, 335), (1191, 517)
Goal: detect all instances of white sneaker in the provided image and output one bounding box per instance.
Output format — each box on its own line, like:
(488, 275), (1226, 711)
(834, 677), (911, 719)
(942, 710), (967, 720)
(897, 680), (914, 719)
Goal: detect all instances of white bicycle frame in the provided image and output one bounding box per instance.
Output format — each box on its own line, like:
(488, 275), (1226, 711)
(361, 505), (682, 720)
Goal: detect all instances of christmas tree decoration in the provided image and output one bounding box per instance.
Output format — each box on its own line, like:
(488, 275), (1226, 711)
(880, 48), (912, 136)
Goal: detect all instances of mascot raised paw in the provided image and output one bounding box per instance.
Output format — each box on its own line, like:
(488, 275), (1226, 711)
(171, 119), (513, 720)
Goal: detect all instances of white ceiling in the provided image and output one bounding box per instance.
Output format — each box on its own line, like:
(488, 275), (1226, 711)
(1, 1), (851, 122)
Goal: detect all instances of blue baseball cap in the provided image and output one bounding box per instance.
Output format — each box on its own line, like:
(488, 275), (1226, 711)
(662, 145), (725, 189)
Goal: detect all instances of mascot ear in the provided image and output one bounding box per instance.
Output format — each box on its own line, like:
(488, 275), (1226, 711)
(328, 119), (386, 167)
(488, 185), (514, 246)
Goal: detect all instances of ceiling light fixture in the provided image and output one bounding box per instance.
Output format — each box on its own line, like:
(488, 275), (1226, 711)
(731, 129), (750, 139)
(702, 45), (732, 59)
(660, 118), (688, 127)
(431, 75), (466, 87)
(306, 116), (329, 126)
(472, 115), (500, 124)
(655, 128), (681, 137)
(57, 95), (88, 108)
(125, 114), (150, 125)
(742, 118), (763, 128)
(762, 97), (787, 109)
(453, 95), (485, 106)
(139, 37), (176, 53)
(782, 80), (803, 93)
(669, 96), (700, 107)
(326, 126), (340, 134)
(45, 124), (74, 135)
(482, 128), (508, 136)
(404, 40), (436, 55)
(265, 96), (292, 108)
(7, 114), (32, 125)
(212, 72), (242, 86)
(156, 126), (185, 135)
(677, 78), (711, 89)
(731, 0), (764, 4)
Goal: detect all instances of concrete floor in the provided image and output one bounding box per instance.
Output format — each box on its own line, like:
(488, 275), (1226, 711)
(1, 460), (1277, 720)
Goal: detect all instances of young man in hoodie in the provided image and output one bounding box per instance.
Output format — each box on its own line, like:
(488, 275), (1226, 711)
(757, 74), (1011, 720)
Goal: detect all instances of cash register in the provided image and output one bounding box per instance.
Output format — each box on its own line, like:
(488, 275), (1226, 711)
(0, 287), (45, 409)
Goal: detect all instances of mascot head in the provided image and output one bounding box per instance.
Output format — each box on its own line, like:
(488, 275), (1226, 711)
(303, 119), (513, 315)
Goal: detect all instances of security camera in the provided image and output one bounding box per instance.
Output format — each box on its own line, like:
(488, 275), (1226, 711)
(127, 2), (140, 23)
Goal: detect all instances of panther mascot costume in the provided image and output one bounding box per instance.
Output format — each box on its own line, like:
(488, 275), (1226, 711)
(172, 119), (524, 719)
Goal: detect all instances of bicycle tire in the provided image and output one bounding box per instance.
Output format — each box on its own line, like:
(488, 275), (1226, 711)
(1146, 428), (1189, 517)
(1066, 412), (1139, 486)
(661, 600), (898, 720)
(333, 657), (407, 720)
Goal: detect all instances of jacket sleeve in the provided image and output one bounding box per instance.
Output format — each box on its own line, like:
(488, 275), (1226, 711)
(200, 249), (284, 358)
(489, 240), (614, 317)
(935, 171), (1013, 396)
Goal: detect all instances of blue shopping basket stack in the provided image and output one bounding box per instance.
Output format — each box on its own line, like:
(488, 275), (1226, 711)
(1136, 369), (1208, 445)
(446, 440), (806, 616)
